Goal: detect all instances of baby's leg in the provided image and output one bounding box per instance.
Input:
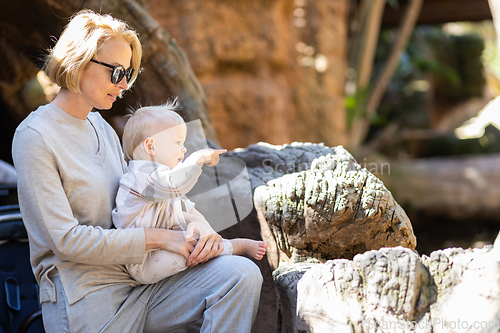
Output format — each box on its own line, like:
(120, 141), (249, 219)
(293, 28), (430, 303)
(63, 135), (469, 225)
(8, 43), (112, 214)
(127, 250), (188, 284)
(229, 239), (268, 260)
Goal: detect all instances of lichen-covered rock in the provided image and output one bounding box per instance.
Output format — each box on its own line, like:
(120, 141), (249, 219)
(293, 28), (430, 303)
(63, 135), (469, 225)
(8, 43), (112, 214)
(275, 234), (500, 333)
(296, 247), (435, 333)
(423, 244), (500, 333)
(182, 141), (417, 332)
(242, 142), (416, 266)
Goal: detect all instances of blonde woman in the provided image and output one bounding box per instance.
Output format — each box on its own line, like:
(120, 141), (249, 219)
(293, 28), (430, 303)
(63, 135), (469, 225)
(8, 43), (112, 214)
(12, 10), (262, 332)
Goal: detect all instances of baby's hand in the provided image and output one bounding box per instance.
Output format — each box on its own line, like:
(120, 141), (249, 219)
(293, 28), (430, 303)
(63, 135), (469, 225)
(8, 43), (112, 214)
(185, 148), (227, 167)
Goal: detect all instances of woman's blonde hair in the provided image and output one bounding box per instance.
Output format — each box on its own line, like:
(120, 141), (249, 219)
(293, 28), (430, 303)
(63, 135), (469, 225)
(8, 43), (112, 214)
(44, 9), (142, 93)
(123, 98), (185, 163)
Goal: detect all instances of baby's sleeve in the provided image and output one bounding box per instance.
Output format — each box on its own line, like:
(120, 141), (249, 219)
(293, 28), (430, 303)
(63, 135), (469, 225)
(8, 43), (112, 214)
(146, 163), (202, 201)
(180, 195), (195, 213)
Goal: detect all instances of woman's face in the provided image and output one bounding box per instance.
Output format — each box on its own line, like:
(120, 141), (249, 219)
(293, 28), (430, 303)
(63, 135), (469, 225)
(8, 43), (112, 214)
(79, 38), (132, 110)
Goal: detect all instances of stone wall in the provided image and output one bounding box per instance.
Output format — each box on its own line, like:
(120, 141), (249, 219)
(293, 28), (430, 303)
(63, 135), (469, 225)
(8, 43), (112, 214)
(144, 0), (349, 150)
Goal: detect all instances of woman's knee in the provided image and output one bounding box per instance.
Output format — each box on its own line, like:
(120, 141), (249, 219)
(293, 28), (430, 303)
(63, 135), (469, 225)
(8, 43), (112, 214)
(220, 255), (263, 288)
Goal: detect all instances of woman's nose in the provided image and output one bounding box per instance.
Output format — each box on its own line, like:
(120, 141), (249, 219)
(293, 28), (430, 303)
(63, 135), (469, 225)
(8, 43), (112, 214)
(116, 76), (128, 90)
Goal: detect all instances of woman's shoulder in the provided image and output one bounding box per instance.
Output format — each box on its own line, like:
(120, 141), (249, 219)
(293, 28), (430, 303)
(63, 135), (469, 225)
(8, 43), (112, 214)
(14, 105), (54, 141)
(12, 106), (56, 163)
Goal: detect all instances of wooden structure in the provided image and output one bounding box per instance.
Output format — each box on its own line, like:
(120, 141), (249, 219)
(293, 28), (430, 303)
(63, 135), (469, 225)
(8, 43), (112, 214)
(382, 0), (492, 27)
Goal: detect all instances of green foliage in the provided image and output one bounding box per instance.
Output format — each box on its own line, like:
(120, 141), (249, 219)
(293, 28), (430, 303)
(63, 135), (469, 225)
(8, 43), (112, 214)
(345, 84), (371, 129)
(386, 0), (399, 8)
(371, 26), (485, 131)
(347, 22), (488, 153)
(411, 57), (461, 88)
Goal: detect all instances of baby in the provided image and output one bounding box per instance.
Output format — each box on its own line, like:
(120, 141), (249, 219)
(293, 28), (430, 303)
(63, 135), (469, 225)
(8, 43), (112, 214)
(112, 99), (267, 284)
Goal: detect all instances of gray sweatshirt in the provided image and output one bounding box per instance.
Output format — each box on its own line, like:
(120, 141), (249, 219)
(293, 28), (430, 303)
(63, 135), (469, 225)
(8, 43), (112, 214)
(12, 104), (146, 305)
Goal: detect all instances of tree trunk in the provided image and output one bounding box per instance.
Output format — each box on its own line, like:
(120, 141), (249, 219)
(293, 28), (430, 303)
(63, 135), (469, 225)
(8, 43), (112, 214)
(349, 0), (424, 152)
(377, 153), (500, 220)
(353, 0), (386, 89)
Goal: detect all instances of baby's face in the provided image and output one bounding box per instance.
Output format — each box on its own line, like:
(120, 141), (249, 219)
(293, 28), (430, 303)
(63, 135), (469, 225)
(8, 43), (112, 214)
(151, 123), (187, 168)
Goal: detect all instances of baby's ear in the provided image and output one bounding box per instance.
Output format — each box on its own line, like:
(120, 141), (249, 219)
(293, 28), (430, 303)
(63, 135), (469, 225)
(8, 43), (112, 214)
(144, 137), (156, 156)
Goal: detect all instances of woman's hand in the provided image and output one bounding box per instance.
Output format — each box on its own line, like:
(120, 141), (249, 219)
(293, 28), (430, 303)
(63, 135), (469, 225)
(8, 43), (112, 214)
(183, 211), (224, 266)
(144, 228), (196, 260)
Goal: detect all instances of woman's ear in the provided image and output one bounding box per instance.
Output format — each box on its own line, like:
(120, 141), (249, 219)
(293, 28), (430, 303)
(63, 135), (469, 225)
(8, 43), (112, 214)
(144, 137), (156, 156)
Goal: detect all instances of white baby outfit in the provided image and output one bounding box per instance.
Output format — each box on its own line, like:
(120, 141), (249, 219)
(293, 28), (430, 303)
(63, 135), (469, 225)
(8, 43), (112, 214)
(112, 160), (233, 284)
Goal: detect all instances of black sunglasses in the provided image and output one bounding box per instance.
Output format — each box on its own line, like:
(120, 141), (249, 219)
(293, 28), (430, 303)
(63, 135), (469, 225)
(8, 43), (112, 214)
(90, 59), (135, 84)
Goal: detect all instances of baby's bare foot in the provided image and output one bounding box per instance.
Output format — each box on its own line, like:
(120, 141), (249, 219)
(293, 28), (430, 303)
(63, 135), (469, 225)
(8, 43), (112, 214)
(231, 239), (268, 260)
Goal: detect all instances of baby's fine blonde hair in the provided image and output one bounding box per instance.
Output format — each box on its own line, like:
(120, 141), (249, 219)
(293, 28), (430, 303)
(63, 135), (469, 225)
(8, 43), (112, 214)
(122, 98), (185, 163)
(44, 9), (142, 92)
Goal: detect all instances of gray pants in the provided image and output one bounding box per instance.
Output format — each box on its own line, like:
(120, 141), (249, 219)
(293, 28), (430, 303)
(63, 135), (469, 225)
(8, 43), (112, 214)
(42, 256), (262, 333)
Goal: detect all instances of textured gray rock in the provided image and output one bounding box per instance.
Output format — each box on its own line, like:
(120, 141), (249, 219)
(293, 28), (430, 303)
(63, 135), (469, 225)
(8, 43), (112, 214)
(274, 234), (500, 333)
(273, 261), (320, 333)
(232, 142), (416, 267)
(183, 142), (418, 333)
(423, 242), (500, 333)
(296, 246), (435, 333)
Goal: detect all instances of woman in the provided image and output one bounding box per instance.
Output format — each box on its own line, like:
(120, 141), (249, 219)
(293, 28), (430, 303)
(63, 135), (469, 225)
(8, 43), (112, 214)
(12, 9), (262, 332)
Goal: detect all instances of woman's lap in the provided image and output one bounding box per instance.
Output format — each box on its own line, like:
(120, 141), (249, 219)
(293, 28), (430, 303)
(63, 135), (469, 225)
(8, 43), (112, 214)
(42, 276), (140, 332)
(145, 255), (262, 333)
(42, 256), (262, 333)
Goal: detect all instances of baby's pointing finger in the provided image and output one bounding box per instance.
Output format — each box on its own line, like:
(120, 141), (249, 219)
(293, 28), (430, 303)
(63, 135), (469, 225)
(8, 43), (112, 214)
(216, 149), (227, 155)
